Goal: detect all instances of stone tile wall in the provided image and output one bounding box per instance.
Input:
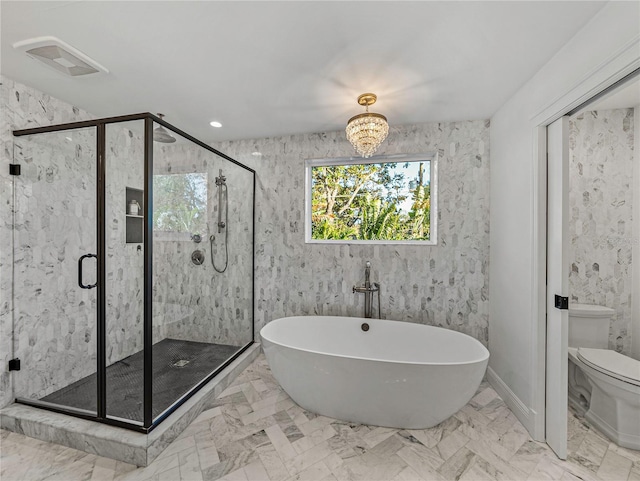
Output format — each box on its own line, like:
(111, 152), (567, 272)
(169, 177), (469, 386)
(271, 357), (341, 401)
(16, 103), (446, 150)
(0, 75), (94, 407)
(0, 77), (254, 408)
(11, 125), (100, 401)
(213, 119), (491, 344)
(104, 122), (146, 363)
(1, 78), (148, 404)
(0, 75), (491, 409)
(569, 108), (635, 354)
(152, 141), (254, 347)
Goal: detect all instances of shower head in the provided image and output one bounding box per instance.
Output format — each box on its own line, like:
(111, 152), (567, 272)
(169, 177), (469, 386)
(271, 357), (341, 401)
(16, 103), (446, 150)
(153, 114), (176, 143)
(153, 126), (176, 143)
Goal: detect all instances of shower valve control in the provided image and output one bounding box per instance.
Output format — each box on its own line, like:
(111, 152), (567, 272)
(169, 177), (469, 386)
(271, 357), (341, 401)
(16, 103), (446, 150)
(191, 250), (205, 266)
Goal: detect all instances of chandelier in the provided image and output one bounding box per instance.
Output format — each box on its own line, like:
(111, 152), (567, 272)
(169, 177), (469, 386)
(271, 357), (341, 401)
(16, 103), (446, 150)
(345, 93), (389, 158)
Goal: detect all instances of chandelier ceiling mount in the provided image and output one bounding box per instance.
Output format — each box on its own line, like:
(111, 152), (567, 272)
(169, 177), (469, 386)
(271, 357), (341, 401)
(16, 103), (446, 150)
(345, 93), (389, 158)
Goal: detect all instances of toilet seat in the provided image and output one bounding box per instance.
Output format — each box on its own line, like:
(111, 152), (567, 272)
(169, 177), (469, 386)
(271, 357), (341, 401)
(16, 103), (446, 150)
(577, 348), (640, 387)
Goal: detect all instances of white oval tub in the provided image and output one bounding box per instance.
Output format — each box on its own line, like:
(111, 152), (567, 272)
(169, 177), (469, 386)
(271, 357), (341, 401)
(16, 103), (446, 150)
(261, 316), (489, 429)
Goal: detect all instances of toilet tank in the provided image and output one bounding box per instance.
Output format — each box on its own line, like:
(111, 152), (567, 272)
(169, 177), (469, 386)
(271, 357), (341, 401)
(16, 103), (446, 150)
(568, 304), (614, 349)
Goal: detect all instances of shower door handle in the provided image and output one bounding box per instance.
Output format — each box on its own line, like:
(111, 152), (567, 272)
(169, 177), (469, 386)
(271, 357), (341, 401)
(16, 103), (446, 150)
(78, 253), (97, 289)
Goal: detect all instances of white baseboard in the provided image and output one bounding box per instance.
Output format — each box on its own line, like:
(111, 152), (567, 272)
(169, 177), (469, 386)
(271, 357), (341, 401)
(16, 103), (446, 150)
(487, 367), (542, 440)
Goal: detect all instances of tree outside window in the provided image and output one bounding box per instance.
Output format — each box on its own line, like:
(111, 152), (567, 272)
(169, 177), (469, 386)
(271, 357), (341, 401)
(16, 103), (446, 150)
(153, 173), (207, 235)
(308, 157), (435, 243)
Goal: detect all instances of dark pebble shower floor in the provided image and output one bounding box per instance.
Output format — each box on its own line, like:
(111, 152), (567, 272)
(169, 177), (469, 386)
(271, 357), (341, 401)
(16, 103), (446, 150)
(41, 338), (240, 422)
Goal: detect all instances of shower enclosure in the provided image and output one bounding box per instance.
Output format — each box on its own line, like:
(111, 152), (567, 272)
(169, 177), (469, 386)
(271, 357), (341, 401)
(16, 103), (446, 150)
(10, 113), (255, 432)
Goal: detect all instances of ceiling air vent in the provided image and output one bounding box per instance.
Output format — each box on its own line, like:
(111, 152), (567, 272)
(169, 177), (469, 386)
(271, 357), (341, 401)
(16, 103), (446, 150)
(13, 36), (109, 77)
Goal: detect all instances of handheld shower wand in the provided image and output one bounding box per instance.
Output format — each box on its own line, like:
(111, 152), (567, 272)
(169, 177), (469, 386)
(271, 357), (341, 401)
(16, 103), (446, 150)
(215, 170), (226, 233)
(210, 169), (229, 273)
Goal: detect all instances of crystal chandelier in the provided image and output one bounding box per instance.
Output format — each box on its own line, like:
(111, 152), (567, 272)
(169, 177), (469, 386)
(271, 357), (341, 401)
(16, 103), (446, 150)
(345, 93), (389, 158)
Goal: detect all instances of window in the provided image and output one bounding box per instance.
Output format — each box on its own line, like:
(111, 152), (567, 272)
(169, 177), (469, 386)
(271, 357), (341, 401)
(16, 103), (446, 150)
(153, 173), (207, 235)
(305, 153), (437, 244)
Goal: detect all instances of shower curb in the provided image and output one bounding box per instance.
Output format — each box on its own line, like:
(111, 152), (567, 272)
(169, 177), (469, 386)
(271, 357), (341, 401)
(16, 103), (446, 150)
(0, 343), (261, 466)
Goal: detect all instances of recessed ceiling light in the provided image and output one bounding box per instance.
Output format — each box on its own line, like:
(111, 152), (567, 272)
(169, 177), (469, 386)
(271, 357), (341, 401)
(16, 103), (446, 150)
(209, 121), (222, 128)
(251, 151), (262, 157)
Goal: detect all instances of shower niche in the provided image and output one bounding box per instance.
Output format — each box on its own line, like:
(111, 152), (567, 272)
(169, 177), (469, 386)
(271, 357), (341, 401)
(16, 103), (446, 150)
(125, 187), (143, 243)
(9, 113), (256, 435)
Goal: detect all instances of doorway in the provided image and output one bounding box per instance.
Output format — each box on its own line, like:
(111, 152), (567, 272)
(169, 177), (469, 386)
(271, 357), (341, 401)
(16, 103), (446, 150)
(544, 72), (640, 458)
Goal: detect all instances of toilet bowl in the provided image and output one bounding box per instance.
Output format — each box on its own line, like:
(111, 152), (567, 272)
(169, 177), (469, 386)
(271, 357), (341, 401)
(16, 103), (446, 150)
(568, 304), (640, 451)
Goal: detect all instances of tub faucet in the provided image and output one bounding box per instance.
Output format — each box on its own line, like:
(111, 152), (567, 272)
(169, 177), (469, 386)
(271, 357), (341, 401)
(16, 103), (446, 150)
(353, 261), (381, 319)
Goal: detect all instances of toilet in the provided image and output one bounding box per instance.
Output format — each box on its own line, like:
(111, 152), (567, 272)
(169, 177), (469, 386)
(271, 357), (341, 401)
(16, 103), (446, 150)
(568, 303), (640, 450)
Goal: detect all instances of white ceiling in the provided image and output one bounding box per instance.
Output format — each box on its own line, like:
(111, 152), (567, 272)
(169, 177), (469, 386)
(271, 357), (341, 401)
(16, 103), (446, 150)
(1, 1), (606, 143)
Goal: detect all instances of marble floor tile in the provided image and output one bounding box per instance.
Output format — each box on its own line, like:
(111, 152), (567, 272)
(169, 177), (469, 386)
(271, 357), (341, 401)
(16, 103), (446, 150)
(436, 446), (476, 480)
(362, 426), (397, 448)
(287, 459), (332, 481)
(397, 443), (446, 479)
(470, 386), (499, 408)
(241, 459), (270, 481)
(572, 430), (610, 472)
(284, 440), (333, 476)
(459, 457), (500, 481)
(628, 469), (640, 481)
(1, 354), (635, 481)
(90, 457), (118, 481)
(509, 440), (550, 476)
(265, 424), (298, 461)
(596, 449), (632, 481)
(257, 443), (290, 480)
(292, 425), (337, 455)
(177, 446), (204, 481)
(392, 465), (428, 481)
(435, 429), (470, 461)
(529, 452), (601, 481)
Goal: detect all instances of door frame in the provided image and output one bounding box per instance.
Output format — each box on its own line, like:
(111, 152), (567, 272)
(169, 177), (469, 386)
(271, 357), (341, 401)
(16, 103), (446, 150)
(530, 43), (640, 444)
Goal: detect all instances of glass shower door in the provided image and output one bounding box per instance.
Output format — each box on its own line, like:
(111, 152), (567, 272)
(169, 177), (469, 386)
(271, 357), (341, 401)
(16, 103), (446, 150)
(10, 113), (254, 432)
(104, 120), (145, 424)
(151, 125), (254, 423)
(12, 127), (99, 415)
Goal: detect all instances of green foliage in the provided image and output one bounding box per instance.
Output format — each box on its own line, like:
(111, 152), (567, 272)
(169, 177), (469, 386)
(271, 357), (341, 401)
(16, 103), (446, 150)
(407, 184), (431, 240)
(153, 173), (207, 234)
(311, 161), (431, 241)
(311, 218), (357, 240)
(360, 196), (401, 240)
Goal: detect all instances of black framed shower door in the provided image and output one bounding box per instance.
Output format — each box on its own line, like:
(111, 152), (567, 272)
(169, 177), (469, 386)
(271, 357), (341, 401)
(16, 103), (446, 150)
(12, 113), (256, 433)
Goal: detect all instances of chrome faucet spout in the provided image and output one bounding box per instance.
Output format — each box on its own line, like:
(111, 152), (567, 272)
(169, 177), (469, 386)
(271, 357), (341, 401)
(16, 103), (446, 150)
(353, 261), (381, 319)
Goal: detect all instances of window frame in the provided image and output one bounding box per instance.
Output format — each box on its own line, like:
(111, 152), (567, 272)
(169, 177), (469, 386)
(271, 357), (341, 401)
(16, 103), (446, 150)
(304, 152), (438, 245)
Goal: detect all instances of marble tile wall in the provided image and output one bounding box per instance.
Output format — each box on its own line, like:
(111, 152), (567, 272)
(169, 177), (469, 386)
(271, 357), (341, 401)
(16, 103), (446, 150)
(569, 109), (635, 354)
(0, 75), (94, 408)
(212, 119), (491, 344)
(1, 77), (149, 405)
(0, 77), (254, 410)
(1, 76), (490, 409)
(152, 142), (254, 347)
(11, 124), (100, 401)
(104, 122), (145, 363)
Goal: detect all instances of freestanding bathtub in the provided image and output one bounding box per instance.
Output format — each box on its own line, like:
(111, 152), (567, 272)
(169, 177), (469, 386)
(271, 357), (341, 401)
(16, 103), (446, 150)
(261, 316), (489, 429)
